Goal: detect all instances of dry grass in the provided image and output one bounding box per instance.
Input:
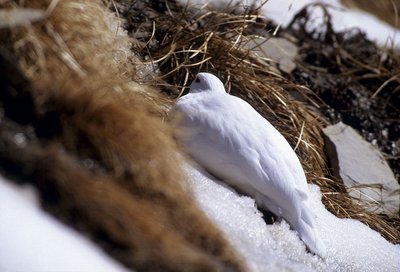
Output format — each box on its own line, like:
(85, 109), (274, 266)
(125, 0), (400, 243)
(0, 0), (246, 270)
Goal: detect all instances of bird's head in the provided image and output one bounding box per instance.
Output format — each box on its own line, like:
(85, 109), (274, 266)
(189, 73), (226, 93)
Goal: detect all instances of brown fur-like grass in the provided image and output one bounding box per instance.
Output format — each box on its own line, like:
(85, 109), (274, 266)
(122, 0), (400, 243)
(0, 120), (231, 271)
(0, 0), (245, 271)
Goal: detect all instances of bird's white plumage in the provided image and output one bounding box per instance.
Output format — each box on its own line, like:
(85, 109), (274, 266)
(173, 73), (326, 256)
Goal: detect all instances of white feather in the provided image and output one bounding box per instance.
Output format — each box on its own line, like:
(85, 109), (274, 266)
(173, 72), (326, 256)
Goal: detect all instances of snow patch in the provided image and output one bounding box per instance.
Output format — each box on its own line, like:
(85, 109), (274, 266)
(262, 0), (400, 47)
(183, 162), (400, 272)
(0, 175), (128, 272)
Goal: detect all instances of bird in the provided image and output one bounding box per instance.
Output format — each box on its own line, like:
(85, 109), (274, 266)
(172, 72), (326, 257)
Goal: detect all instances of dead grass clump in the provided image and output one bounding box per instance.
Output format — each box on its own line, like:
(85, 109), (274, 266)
(123, 0), (400, 243)
(286, 4), (400, 183)
(0, 0), (245, 270)
(287, 4), (400, 178)
(284, 4), (400, 239)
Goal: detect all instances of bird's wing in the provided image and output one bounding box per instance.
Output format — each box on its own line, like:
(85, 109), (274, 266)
(256, 121), (310, 200)
(229, 95), (309, 198)
(176, 93), (305, 215)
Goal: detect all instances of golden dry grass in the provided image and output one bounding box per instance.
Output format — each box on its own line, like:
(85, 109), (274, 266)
(0, 0), (246, 270)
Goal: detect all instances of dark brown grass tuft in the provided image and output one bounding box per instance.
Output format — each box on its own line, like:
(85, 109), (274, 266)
(0, 0), (246, 270)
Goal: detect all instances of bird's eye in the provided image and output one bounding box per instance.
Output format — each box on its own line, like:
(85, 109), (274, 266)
(195, 77), (200, 83)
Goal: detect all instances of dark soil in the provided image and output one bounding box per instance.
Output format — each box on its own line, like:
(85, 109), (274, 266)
(284, 4), (400, 180)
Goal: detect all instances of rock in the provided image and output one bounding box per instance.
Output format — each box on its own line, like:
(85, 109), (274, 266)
(242, 37), (298, 73)
(323, 122), (400, 215)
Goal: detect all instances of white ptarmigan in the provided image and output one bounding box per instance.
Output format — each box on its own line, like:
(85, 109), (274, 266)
(173, 72), (326, 257)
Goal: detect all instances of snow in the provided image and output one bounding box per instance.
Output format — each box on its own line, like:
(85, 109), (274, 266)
(0, 175), (129, 272)
(180, 0), (400, 47)
(1, 161), (398, 272)
(262, 0), (400, 47)
(183, 162), (400, 272)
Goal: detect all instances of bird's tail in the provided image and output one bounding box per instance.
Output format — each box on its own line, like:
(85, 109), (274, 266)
(254, 191), (326, 257)
(294, 204), (326, 257)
